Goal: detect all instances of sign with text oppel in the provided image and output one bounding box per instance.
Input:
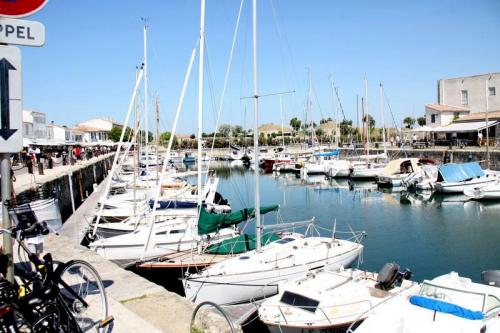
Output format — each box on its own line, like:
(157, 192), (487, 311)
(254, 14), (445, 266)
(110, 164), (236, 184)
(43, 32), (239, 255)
(0, 45), (22, 153)
(0, 18), (44, 46)
(0, 0), (48, 18)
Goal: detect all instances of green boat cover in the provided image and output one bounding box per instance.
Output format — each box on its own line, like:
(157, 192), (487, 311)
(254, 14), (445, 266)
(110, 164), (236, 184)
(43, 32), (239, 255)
(205, 233), (280, 254)
(198, 204), (279, 235)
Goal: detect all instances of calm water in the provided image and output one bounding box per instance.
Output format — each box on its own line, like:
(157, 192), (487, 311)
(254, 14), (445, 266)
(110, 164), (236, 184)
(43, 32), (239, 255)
(204, 161), (499, 283)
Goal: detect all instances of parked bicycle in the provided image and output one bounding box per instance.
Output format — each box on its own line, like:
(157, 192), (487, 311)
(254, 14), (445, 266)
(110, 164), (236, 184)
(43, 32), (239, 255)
(0, 196), (113, 332)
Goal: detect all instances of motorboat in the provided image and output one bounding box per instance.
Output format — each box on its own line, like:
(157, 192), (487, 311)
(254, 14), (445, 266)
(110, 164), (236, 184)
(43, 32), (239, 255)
(183, 230), (365, 305)
(259, 263), (417, 333)
(301, 150), (340, 176)
(353, 270), (500, 333)
(378, 158), (434, 188)
(402, 164), (439, 191)
(325, 160), (353, 178)
(464, 179), (500, 200)
(432, 162), (498, 194)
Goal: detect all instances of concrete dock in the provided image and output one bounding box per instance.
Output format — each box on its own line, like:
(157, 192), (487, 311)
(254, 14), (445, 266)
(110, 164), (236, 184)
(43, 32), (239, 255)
(3, 154), (239, 332)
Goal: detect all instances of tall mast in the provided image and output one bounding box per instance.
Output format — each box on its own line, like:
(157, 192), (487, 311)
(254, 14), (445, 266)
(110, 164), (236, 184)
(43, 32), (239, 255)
(197, 0), (206, 210)
(380, 82), (387, 160)
(356, 94), (360, 143)
(143, 22), (149, 185)
(252, 0), (262, 252)
(364, 77), (370, 162)
(279, 96), (285, 149)
(155, 93), (160, 184)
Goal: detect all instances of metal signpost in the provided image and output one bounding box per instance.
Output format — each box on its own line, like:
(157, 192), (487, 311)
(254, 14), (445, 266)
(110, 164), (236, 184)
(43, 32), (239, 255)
(0, 0), (47, 282)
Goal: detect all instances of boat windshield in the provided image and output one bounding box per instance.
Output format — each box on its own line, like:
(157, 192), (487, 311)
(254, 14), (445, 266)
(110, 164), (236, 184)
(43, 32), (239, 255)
(280, 291), (319, 313)
(419, 282), (485, 312)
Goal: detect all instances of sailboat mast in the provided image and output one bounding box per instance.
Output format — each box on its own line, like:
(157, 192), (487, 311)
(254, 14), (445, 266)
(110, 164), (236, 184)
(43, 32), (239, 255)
(197, 0), (206, 210)
(252, 0), (262, 252)
(380, 82), (387, 160)
(364, 77), (370, 162)
(143, 22), (149, 186)
(279, 96), (285, 149)
(155, 93), (160, 184)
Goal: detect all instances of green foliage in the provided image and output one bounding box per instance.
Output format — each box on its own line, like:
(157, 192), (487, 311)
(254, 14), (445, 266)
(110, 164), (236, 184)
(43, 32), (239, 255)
(403, 116), (415, 129)
(218, 124), (232, 137)
(289, 117), (302, 132)
(108, 125), (133, 142)
(417, 117), (426, 127)
(363, 114), (375, 131)
(340, 119), (353, 136)
(160, 131), (173, 144)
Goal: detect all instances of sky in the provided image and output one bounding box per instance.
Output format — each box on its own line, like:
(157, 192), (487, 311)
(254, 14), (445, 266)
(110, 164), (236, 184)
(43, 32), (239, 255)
(19, 0), (500, 135)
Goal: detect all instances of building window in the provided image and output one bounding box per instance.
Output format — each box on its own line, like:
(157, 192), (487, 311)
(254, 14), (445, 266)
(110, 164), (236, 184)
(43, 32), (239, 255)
(461, 90), (468, 105)
(489, 87), (496, 96)
(431, 114), (436, 124)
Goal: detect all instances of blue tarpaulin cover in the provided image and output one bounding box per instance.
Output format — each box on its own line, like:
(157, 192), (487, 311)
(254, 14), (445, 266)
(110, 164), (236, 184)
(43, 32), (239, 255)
(409, 295), (484, 320)
(313, 149), (339, 157)
(438, 162), (485, 183)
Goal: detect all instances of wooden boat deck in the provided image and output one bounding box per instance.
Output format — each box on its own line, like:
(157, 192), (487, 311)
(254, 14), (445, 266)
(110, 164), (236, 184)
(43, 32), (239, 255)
(138, 250), (233, 269)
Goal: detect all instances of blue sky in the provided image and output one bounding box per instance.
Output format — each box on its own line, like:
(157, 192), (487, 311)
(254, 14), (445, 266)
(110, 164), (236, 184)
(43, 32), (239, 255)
(21, 0), (500, 134)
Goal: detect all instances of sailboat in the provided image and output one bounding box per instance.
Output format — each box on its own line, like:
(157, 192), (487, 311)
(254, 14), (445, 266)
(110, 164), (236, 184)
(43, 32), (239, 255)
(183, 0), (364, 306)
(350, 80), (387, 180)
(89, 22), (239, 266)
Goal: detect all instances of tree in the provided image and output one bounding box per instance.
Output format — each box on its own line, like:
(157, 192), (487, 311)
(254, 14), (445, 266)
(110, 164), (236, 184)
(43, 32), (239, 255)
(190, 134), (196, 139)
(315, 128), (325, 138)
(218, 124), (231, 137)
(417, 117), (426, 127)
(289, 117), (301, 133)
(363, 115), (375, 131)
(108, 125), (133, 142)
(160, 131), (173, 144)
(340, 119), (353, 136)
(233, 125), (243, 136)
(403, 116), (415, 129)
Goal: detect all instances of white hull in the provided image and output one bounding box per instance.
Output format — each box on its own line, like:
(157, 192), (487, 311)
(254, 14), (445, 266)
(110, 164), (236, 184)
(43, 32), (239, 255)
(463, 183), (500, 200)
(183, 238), (363, 305)
(434, 176), (497, 194)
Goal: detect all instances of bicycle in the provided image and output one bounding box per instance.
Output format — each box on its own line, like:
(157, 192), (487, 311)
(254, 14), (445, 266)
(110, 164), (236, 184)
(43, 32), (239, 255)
(0, 197), (113, 332)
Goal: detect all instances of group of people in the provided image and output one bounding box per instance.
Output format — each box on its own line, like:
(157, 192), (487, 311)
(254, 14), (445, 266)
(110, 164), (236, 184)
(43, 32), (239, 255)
(16, 145), (112, 169)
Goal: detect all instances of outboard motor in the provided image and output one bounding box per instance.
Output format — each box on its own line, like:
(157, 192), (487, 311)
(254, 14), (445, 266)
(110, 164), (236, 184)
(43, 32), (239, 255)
(375, 262), (413, 291)
(482, 270), (500, 287)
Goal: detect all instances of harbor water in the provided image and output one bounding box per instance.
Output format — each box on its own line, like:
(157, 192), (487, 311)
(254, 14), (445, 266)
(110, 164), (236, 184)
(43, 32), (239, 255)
(198, 162), (499, 282)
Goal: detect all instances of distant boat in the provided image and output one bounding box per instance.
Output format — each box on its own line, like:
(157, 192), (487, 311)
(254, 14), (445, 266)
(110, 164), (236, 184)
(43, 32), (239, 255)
(432, 162), (498, 193)
(183, 152), (196, 163)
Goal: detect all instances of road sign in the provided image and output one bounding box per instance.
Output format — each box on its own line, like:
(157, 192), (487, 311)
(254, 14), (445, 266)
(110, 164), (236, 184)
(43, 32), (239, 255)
(0, 45), (22, 152)
(0, 18), (44, 46)
(0, 0), (48, 18)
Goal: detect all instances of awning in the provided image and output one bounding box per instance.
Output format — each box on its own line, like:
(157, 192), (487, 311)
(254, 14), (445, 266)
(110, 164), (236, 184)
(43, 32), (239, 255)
(433, 121), (498, 133)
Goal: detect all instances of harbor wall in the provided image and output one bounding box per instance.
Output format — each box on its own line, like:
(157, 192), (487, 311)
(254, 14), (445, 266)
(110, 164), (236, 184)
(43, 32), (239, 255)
(17, 156), (113, 222)
(337, 148), (500, 170)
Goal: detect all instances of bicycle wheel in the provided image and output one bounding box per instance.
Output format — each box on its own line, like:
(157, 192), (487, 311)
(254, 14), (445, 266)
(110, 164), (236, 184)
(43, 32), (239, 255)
(56, 260), (108, 333)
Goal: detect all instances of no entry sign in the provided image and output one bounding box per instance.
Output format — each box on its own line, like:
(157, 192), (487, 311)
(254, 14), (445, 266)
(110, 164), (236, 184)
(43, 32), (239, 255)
(0, 0), (48, 18)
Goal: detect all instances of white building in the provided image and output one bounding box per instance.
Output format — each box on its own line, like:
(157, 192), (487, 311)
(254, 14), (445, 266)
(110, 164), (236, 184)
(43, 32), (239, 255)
(46, 122), (66, 145)
(22, 109), (47, 146)
(74, 117), (119, 144)
(426, 72), (500, 128)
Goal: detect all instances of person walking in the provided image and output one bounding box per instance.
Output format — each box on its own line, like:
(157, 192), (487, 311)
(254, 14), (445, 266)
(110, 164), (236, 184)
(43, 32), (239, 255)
(478, 131), (483, 146)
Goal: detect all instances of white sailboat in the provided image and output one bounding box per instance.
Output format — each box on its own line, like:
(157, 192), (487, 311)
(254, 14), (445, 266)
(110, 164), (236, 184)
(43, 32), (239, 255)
(183, 0), (364, 306)
(350, 79), (386, 180)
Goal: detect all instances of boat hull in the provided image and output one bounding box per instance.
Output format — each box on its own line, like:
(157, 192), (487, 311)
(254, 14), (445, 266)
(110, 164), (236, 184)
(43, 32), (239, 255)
(183, 246), (362, 305)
